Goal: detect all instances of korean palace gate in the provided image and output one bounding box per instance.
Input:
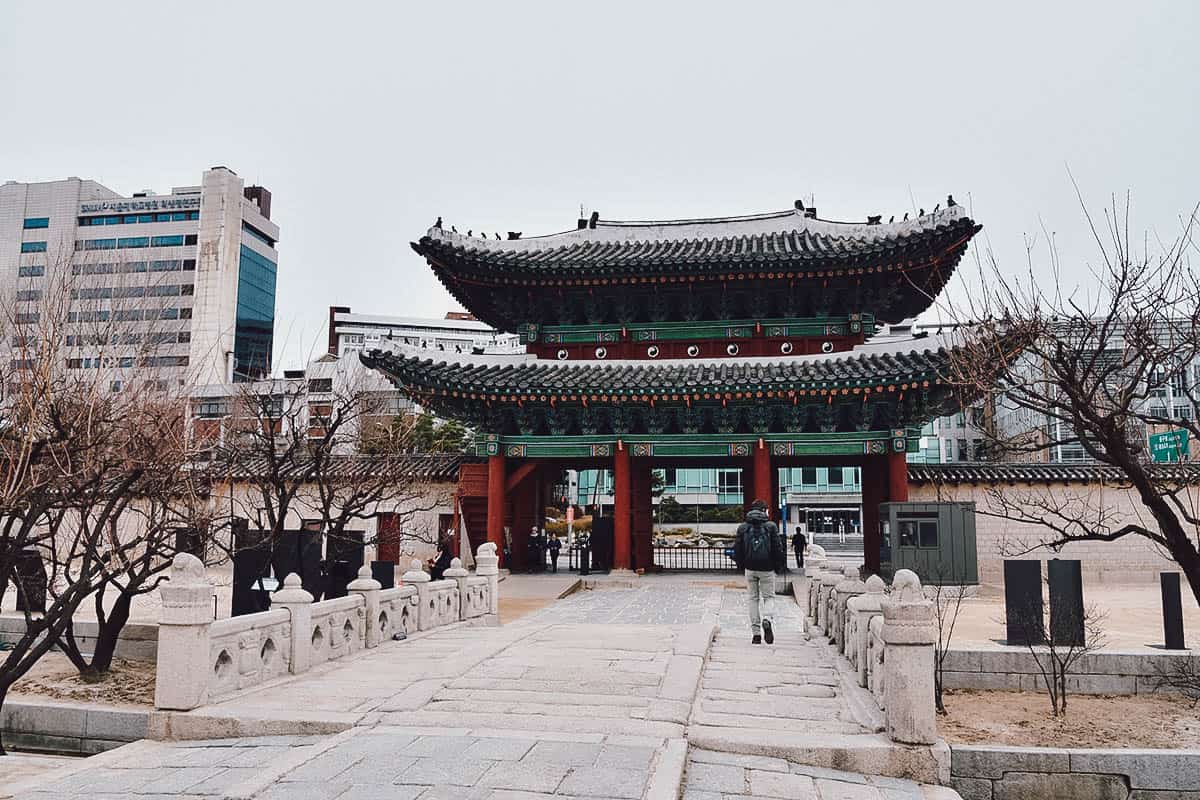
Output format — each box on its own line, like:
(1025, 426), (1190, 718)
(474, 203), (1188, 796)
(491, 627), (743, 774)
(363, 200), (982, 575)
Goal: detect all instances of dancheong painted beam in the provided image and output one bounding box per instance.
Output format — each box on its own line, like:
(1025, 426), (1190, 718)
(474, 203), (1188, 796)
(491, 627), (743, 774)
(473, 430), (918, 460)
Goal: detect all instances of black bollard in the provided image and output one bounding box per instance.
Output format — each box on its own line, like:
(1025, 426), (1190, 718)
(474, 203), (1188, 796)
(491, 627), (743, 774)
(1162, 572), (1186, 650)
(1048, 559), (1085, 647)
(1004, 560), (1044, 645)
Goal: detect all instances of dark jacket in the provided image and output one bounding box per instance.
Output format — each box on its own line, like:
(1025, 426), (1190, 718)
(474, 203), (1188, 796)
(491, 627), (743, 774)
(734, 509), (784, 571)
(792, 531), (807, 552)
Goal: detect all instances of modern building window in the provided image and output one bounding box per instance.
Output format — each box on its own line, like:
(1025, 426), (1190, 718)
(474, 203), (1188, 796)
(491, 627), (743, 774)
(15, 312), (40, 324)
(183, 258), (196, 271)
(68, 310), (110, 323)
(801, 467), (817, 486)
(233, 244), (277, 381)
(23, 217), (50, 229)
(21, 241), (48, 253)
(152, 235), (185, 247)
(17, 265), (45, 278)
(1175, 405), (1194, 421)
(78, 211), (198, 226)
(308, 378), (333, 393)
(827, 466), (844, 486)
(196, 399), (229, 418)
(242, 223), (276, 247)
(118, 237), (150, 249)
(180, 307), (192, 319)
(184, 234), (198, 246)
(79, 238), (117, 251)
(140, 355), (189, 368)
(15, 290), (42, 302)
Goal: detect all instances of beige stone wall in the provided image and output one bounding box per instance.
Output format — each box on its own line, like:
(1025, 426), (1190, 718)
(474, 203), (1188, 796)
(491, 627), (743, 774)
(909, 480), (1195, 586)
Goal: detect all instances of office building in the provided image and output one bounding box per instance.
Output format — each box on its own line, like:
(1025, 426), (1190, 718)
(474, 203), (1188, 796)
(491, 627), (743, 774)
(0, 166), (279, 388)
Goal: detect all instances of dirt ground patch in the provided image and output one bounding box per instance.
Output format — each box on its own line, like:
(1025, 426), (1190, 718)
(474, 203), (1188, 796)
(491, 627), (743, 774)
(8, 652), (155, 707)
(499, 596), (555, 623)
(939, 688), (1200, 748)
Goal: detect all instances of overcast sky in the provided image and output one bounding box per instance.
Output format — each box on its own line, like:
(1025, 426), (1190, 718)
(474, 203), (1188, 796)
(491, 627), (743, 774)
(2, 2), (1197, 371)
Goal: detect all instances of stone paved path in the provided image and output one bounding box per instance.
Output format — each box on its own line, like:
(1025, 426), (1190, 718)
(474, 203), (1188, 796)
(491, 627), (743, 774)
(3, 580), (958, 799)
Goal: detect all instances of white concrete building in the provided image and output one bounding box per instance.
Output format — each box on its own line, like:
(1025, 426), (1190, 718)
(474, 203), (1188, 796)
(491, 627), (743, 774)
(0, 166), (279, 388)
(328, 306), (521, 359)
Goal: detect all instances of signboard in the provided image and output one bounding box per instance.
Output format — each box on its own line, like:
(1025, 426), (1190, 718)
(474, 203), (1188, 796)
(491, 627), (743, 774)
(1150, 429), (1189, 463)
(80, 195), (200, 214)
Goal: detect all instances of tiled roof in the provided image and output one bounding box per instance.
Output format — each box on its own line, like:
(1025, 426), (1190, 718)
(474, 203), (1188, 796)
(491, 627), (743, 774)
(217, 453), (476, 483)
(413, 205), (980, 329)
(418, 205), (976, 267)
(361, 331), (963, 399)
(908, 462), (1200, 484)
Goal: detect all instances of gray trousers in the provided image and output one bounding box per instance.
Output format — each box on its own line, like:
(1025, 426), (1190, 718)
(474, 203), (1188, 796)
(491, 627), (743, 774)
(745, 569), (775, 635)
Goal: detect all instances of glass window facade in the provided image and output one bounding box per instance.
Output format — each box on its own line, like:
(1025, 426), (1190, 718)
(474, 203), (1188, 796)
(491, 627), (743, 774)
(20, 241), (47, 253)
(17, 265), (44, 278)
(23, 217), (49, 229)
(234, 244), (277, 381)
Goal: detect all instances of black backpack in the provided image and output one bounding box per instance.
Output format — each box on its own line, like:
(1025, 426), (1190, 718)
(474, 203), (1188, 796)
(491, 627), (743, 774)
(744, 520), (773, 571)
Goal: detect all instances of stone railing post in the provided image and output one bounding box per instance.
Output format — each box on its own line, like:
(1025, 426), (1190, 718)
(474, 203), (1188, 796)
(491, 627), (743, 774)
(154, 553), (216, 711)
(847, 575), (886, 687)
(443, 557), (470, 619)
(833, 566), (866, 653)
(402, 558), (433, 630)
(817, 570), (841, 633)
(881, 569), (937, 745)
(271, 573), (314, 674)
(475, 542), (500, 616)
(348, 565), (383, 647)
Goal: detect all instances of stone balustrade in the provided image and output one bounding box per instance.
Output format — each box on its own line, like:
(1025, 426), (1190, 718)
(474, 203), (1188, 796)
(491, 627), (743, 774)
(153, 544), (500, 712)
(802, 566), (938, 748)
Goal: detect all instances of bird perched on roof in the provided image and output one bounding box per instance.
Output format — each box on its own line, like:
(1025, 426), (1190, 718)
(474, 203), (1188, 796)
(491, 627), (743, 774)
(467, 230), (472, 237)
(794, 199), (805, 211)
(902, 213), (909, 221)
(434, 216), (442, 229)
(507, 231), (522, 240)
(451, 225), (457, 233)
(866, 215), (881, 225)
(933, 203), (940, 213)
(889, 216), (895, 223)
(947, 194), (956, 207)
(918, 208), (925, 216)
(494, 232), (501, 240)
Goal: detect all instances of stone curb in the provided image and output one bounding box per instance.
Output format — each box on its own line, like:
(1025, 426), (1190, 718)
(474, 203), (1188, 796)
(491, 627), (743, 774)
(951, 743), (1200, 792)
(644, 737), (688, 800)
(687, 726), (947, 785)
(1, 698), (150, 754)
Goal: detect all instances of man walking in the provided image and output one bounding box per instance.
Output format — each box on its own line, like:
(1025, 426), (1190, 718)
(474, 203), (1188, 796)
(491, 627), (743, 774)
(792, 526), (807, 570)
(547, 534), (561, 573)
(735, 499), (784, 644)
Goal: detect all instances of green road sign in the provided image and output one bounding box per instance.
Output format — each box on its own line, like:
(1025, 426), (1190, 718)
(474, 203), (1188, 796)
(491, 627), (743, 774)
(1150, 429), (1189, 463)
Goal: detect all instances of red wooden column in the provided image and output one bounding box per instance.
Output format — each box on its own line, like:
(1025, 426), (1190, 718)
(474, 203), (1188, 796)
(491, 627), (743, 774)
(613, 445), (632, 570)
(860, 455), (886, 576)
(887, 451), (909, 502)
(486, 454), (506, 563)
(753, 441), (773, 517)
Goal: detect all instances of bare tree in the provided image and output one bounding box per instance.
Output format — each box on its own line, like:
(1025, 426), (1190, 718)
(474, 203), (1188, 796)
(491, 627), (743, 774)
(930, 576), (972, 715)
(1152, 656), (1200, 707)
(1012, 589), (1107, 717)
(0, 263), (213, 748)
(945, 192), (1200, 604)
(202, 361), (447, 578)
